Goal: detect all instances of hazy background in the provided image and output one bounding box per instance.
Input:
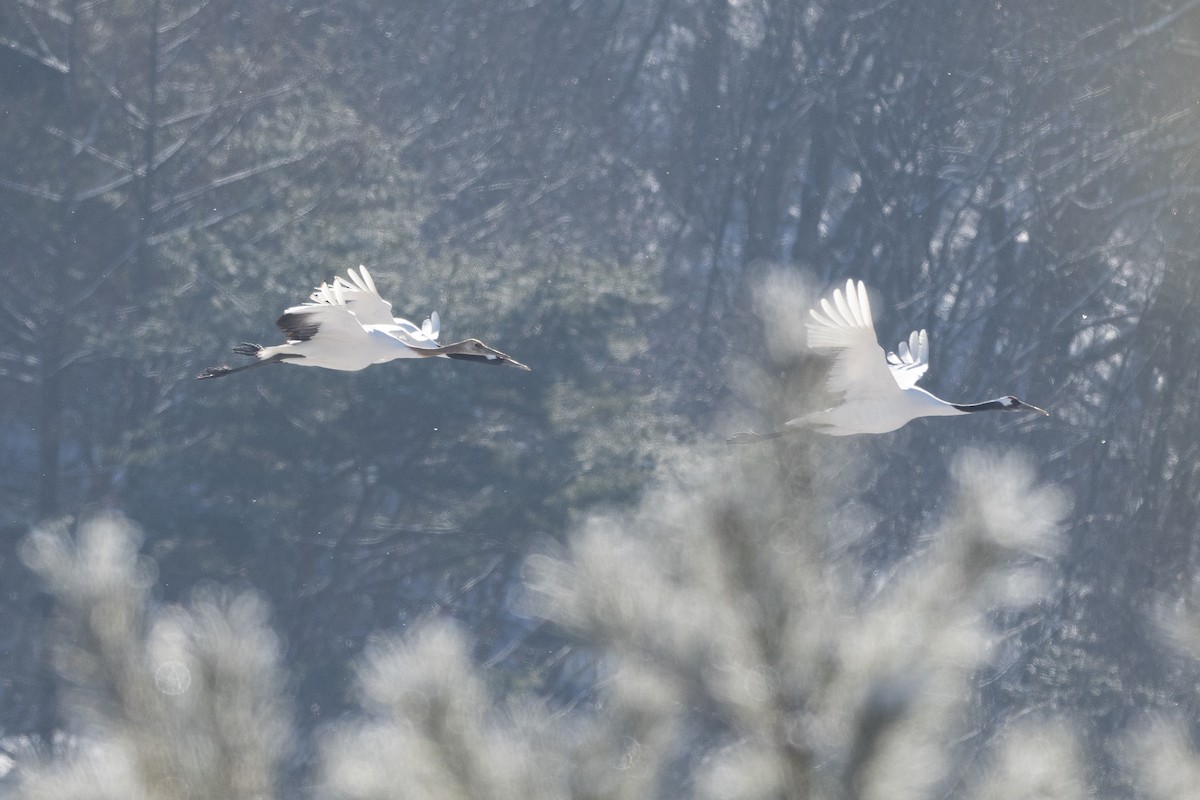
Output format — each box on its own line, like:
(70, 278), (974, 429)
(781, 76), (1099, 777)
(1, 1), (1198, 797)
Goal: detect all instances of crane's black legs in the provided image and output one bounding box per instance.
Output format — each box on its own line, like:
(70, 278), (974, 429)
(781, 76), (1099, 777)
(726, 430), (786, 445)
(196, 344), (299, 380)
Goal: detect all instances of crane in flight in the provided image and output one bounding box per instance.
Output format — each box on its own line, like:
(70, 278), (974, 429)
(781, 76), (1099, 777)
(198, 266), (530, 379)
(729, 279), (1048, 440)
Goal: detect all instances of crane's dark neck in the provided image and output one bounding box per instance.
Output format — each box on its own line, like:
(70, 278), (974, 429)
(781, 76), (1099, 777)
(951, 399), (1009, 413)
(446, 352), (500, 365)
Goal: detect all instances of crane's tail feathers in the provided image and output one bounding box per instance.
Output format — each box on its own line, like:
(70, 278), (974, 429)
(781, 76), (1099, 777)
(232, 342), (263, 358)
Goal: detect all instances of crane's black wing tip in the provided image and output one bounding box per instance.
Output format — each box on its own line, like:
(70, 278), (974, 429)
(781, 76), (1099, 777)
(275, 312), (319, 342)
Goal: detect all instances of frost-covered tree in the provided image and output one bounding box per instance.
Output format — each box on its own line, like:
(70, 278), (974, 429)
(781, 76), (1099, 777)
(12, 445), (1081, 800)
(15, 515), (290, 800)
(1125, 584), (1200, 800)
(12, 282), (1090, 799)
(315, 438), (1077, 800)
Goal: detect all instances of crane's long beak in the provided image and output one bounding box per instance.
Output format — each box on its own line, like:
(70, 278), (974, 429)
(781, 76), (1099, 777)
(485, 344), (531, 371)
(503, 354), (532, 371)
(444, 344), (531, 370)
(1020, 400), (1050, 416)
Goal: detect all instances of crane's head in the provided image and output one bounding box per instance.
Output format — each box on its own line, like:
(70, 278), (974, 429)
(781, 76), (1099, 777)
(1001, 395), (1050, 416)
(445, 339), (532, 371)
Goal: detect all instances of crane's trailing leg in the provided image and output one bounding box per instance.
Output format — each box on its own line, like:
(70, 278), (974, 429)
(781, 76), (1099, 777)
(196, 344), (300, 380)
(728, 410), (836, 444)
(727, 429), (787, 445)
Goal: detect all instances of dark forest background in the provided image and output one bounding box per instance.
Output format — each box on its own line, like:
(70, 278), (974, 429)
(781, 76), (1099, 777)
(2, 0), (1199, 797)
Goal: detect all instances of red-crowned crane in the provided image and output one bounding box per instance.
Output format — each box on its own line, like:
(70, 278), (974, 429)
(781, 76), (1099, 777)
(730, 279), (1048, 440)
(198, 266), (529, 379)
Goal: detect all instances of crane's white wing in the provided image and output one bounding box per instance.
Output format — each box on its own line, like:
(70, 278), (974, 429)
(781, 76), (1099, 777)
(806, 279), (906, 399)
(305, 266), (395, 326)
(377, 316), (441, 350)
(885, 329), (929, 390)
(387, 310), (440, 346)
(305, 267), (441, 344)
(276, 299), (370, 344)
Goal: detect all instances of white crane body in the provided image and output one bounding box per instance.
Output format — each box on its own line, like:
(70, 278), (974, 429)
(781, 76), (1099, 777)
(198, 266), (528, 379)
(730, 279), (1048, 441)
(791, 386), (968, 436)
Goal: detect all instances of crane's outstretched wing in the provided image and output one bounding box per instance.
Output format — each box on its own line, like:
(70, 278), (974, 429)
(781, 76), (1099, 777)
(423, 310), (440, 340)
(885, 329), (929, 389)
(306, 266), (441, 342)
(378, 316), (442, 350)
(305, 266), (395, 326)
(388, 309), (440, 345)
(806, 279), (905, 399)
(276, 300), (369, 344)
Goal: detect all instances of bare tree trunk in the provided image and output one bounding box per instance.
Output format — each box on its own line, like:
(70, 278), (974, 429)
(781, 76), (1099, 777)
(137, 0), (160, 285)
(35, 354), (63, 519)
(35, 0), (81, 519)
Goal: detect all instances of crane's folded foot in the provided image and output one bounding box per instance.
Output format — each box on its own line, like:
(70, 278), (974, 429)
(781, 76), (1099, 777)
(232, 342), (263, 357)
(197, 366), (234, 380)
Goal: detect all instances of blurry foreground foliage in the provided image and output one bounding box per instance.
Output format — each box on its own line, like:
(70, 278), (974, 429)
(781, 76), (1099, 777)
(25, 433), (1187, 799)
(16, 516), (290, 800)
(12, 283), (1197, 800)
